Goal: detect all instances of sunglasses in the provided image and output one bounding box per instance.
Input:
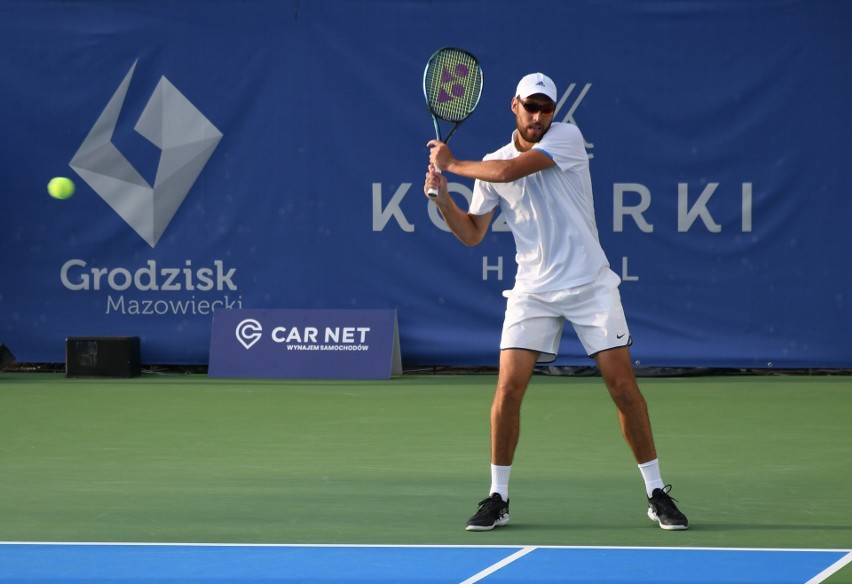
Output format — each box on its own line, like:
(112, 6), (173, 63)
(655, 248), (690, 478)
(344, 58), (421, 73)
(518, 97), (556, 115)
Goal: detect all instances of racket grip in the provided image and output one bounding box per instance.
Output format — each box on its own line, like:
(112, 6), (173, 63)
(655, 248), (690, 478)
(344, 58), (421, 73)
(427, 167), (442, 198)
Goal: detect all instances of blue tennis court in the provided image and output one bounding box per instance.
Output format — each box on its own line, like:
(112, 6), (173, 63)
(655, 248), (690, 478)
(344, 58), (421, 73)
(1, 543), (849, 583)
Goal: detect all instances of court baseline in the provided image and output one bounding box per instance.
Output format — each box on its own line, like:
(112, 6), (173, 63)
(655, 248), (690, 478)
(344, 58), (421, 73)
(0, 542), (849, 583)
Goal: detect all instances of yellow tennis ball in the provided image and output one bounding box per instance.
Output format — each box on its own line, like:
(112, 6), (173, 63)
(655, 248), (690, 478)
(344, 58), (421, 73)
(47, 177), (75, 200)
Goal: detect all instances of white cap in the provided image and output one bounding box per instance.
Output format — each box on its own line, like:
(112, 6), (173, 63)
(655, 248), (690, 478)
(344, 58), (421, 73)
(516, 73), (557, 102)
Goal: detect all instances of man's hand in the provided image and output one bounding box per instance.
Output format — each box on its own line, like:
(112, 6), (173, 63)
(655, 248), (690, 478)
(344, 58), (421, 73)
(424, 164), (448, 199)
(427, 139), (456, 173)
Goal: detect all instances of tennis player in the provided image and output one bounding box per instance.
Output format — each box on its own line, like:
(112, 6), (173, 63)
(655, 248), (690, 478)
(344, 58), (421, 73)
(424, 73), (688, 532)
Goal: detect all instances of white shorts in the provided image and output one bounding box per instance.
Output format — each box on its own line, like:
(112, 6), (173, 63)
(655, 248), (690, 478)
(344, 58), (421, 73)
(500, 268), (631, 363)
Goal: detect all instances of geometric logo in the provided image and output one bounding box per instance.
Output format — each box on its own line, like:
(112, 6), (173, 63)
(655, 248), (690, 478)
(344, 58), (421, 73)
(555, 82), (594, 158)
(70, 60), (223, 247)
(235, 318), (263, 350)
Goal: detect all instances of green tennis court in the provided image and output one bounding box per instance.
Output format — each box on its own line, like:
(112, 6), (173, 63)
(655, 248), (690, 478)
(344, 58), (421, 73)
(1, 372), (850, 581)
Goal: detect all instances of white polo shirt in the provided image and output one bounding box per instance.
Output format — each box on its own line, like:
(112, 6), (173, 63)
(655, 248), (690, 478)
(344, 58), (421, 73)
(470, 122), (610, 293)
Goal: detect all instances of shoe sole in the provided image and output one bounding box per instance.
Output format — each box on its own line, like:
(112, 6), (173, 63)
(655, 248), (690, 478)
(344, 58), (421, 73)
(647, 508), (688, 531)
(465, 514), (509, 531)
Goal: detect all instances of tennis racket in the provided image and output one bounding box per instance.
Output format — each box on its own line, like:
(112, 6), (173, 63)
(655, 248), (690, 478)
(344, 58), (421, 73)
(423, 47), (483, 197)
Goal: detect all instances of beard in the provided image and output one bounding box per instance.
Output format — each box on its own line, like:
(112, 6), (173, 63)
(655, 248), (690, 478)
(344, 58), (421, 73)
(517, 119), (552, 144)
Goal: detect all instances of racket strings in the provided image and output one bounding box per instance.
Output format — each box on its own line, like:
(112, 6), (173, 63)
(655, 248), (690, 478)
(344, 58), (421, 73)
(425, 50), (482, 122)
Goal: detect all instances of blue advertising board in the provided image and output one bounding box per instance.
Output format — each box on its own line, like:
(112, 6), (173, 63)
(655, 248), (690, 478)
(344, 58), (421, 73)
(0, 1), (850, 368)
(208, 309), (401, 379)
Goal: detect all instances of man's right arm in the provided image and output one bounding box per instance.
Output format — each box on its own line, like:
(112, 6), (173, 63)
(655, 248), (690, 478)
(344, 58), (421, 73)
(424, 167), (493, 247)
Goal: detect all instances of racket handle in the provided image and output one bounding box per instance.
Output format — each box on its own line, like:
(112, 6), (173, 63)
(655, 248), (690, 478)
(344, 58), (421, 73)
(427, 167), (442, 198)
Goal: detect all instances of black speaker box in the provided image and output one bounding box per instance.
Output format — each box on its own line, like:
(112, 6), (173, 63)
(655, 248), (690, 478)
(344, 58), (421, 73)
(0, 343), (15, 372)
(65, 336), (141, 378)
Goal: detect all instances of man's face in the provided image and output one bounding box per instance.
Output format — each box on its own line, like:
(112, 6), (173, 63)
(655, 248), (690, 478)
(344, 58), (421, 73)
(513, 95), (556, 143)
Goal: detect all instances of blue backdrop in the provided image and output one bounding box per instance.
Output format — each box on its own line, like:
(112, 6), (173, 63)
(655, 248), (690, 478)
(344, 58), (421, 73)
(1, 0), (850, 368)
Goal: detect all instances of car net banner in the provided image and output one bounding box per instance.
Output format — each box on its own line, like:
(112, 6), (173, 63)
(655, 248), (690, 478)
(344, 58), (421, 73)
(208, 309), (402, 380)
(1, 1), (849, 369)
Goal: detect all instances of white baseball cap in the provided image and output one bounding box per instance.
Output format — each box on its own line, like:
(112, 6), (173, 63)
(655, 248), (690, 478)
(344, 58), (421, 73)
(516, 73), (557, 102)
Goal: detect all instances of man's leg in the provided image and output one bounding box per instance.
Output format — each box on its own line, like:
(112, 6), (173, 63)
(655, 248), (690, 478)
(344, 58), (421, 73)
(491, 348), (539, 466)
(593, 346), (656, 463)
(595, 345), (689, 530)
(465, 348), (538, 531)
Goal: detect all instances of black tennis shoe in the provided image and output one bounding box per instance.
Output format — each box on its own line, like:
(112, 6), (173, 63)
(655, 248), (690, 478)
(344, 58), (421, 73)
(465, 493), (509, 531)
(647, 485), (689, 530)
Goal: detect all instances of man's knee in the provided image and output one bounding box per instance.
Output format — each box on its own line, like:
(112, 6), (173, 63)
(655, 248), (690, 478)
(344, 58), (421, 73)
(606, 377), (647, 411)
(494, 378), (527, 409)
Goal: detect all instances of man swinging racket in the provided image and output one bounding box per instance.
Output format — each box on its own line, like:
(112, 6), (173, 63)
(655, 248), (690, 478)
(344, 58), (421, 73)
(424, 73), (689, 532)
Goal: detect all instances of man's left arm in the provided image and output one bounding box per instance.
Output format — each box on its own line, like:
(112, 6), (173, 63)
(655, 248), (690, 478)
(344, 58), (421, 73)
(428, 140), (554, 183)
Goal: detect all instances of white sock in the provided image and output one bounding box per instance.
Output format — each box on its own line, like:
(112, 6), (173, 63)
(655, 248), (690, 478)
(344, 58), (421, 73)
(638, 459), (665, 497)
(490, 464), (511, 501)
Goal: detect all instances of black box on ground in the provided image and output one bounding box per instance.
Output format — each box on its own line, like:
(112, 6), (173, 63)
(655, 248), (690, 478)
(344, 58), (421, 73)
(65, 336), (141, 378)
(0, 343), (15, 372)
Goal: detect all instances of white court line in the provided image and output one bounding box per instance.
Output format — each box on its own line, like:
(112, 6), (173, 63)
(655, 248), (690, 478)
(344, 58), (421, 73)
(805, 550), (852, 584)
(457, 546), (536, 584)
(1, 542), (849, 552)
(3, 542), (850, 555)
(2, 542), (850, 584)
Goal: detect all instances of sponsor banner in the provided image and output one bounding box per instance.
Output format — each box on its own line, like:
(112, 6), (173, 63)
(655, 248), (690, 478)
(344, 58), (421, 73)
(208, 309), (402, 380)
(0, 2), (850, 368)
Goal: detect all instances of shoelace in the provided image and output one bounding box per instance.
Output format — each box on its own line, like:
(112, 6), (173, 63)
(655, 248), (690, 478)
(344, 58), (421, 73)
(651, 485), (682, 511)
(476, 495), (505, 512)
